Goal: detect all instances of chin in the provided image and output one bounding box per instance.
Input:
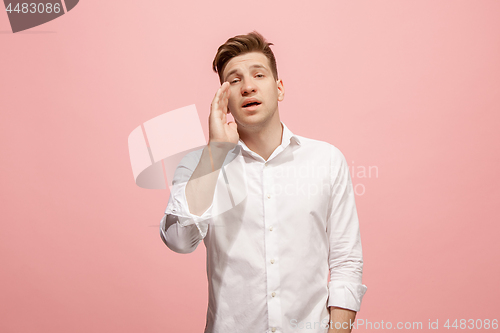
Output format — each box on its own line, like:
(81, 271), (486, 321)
(236, 115), (270, 128)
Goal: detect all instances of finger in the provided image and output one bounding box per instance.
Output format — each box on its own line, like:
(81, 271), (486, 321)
(215, 81), (227, 99)
(218, 87), (230, 115)
(221, 83), (230, 109)
(214, 83), (228, 110)
(211, 82), (230, 118)
(211, 92), (224, 115)
(212, 82), (226, 107)
(220, 82), (230, 102)
(221, 96), (229, 115)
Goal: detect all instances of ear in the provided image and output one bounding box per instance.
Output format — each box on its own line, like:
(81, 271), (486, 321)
(277, 79), (285, 102)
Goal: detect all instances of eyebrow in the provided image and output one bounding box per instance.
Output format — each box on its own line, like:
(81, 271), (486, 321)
(224, 64), (269, 80)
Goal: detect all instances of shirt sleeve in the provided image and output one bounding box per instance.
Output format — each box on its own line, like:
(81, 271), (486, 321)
(326, 145), (368, 312)
(159, 149), (218, 253)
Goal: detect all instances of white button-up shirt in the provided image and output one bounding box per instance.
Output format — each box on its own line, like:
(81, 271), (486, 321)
(160, 122), (367, 333)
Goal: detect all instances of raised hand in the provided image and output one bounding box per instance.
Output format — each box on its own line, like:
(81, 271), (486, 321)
(208, 82), (239, 145)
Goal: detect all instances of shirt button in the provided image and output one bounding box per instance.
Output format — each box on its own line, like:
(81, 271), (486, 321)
(269, 226), (273, 231)
(267, 193), (271, 199)
(271, 328), (276, 332)
(272, 292), (276, 297)
(270, 259), (275, 264)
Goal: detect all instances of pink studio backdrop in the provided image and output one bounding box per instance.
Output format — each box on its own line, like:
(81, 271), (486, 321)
(1, 0), (499, 332)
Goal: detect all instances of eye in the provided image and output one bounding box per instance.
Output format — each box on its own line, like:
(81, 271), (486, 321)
(230, 78), (240, 84)
(255, 74), (264, 78)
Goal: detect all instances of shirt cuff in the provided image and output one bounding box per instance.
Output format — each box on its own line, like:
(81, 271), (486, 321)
(164, 180), (215, 228)
(327, 280), (368, 312)
(159, 212), (207, 250)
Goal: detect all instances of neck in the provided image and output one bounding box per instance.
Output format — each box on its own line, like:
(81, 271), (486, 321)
(237, 113), (283, 161)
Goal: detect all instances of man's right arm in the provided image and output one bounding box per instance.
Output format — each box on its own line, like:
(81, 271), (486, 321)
(185, 81), (239, 216)
(160, 81), (239, 253)
(160, 143), (233, 254)
(184, 142), (235, 217)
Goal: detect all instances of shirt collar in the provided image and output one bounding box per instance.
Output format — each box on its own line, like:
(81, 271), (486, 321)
(237, 121), (301, 156)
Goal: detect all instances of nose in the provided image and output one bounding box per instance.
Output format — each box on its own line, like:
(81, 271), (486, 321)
(241, 77), (257, 96)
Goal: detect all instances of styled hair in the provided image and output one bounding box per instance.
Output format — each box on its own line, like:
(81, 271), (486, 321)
(212, 31), (278, 84)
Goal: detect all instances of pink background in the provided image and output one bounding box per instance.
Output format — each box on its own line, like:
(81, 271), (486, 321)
(1, 0), (499, 332)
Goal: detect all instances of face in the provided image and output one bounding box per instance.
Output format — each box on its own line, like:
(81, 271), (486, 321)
(222, 52), (284, 129)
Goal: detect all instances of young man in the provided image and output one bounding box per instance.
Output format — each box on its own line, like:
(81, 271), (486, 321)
(160, 31), (367, 333)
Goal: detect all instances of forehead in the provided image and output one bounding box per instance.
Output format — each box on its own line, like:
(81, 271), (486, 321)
(222, 52), (271, 79)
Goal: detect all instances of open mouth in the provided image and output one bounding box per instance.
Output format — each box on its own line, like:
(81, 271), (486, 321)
(242, 101), (261, 108)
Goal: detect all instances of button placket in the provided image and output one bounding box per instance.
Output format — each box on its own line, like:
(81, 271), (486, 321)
(262, 162), (282, 331)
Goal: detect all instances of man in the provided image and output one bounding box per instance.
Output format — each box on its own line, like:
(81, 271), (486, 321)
(160, 31), (367, 333)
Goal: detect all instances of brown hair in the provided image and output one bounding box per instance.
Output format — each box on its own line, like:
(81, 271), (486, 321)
(212, 31), (278, 84)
